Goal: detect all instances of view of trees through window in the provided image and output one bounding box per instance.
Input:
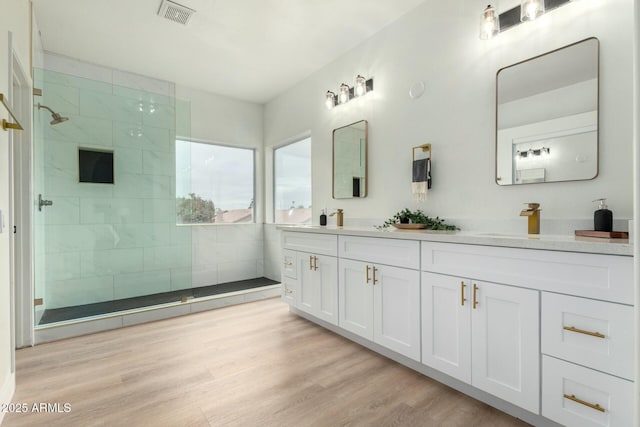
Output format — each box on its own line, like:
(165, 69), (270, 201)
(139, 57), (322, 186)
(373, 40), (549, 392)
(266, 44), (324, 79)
(274, 137), (312, 224)
(176, 140), (255, 224)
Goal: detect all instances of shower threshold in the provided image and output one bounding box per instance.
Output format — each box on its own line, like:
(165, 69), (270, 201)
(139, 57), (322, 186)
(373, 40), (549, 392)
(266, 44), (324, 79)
(38, 277), (279, 325)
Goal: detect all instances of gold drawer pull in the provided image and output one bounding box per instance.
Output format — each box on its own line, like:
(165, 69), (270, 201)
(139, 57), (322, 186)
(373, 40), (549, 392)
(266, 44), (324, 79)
(563, 326), (605, 339)
(372, 266), (378, 285)
(472, 284), (479, 309)
(460, 281), (467, 306)
(366, 265), (371, 284)
(563, 394), (605, 413)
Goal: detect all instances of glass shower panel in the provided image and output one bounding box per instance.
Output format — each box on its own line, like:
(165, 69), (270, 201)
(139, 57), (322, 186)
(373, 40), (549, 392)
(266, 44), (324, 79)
(33, 68), (192, 326)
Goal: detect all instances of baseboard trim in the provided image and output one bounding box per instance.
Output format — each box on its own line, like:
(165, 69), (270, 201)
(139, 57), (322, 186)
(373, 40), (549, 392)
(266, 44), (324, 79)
(34, 285), (281, 344)
(0, 372), (16, 425)
(289, 306), (563, 427)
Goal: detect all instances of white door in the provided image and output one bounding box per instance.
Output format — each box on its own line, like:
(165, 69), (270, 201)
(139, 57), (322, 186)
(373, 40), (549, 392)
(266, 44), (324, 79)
(471, 281), (540, 413)
(314, 254), (338, 325)
(422, 272), (471, 382)
(338, 258), (373, 340)
(373, 264), (420, 361)
(297, 252), (316, 315)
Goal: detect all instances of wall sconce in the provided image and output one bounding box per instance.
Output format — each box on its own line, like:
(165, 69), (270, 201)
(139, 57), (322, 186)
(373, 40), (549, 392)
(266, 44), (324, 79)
(521, 0), (545, 21)
(480, 0), (571, 39)
(325, 75), (374, 109)
(479, 4), (500, 40)
(516, 147), (550, 159)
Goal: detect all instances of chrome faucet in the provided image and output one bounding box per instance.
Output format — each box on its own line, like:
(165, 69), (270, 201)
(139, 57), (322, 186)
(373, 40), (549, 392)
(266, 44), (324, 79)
(520, 203), (541, 234)
(330, 209), (344, 227)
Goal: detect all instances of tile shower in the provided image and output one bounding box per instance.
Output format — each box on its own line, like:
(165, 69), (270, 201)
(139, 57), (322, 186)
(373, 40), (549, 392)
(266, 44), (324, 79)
(32, 60), (270, 327)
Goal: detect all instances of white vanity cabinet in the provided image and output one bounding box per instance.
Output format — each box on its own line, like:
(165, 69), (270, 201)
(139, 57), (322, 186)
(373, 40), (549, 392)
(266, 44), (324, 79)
(421, 272), (539, 413)
(281, 249), (297, 305)
(338, 236), (421, 361)
(282, 232), (339, 325)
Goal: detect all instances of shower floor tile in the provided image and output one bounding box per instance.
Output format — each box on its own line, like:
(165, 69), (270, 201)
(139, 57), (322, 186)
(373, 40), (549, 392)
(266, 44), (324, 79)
(39, 277), (279, 325)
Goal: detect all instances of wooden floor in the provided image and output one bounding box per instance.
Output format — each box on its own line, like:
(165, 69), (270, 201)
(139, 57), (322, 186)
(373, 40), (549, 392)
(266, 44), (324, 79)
(5, 298), (530, 427)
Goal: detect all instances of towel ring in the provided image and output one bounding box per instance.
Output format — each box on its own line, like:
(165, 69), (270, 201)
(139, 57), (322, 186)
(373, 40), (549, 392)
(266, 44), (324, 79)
(412, 144), (431, 162)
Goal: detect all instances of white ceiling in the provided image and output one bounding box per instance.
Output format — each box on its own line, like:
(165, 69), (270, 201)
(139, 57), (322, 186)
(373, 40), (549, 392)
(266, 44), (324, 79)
(33, 0), (428, 103)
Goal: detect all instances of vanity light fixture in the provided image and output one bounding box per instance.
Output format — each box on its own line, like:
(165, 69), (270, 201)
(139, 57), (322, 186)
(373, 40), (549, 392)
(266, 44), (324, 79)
(479, 5), (500, 40)
(516, 147), (550, 159)
(354, 75), (367, 97)
(325, 91), (337, 110)
(480, 0), (570, 40)
(325, 75), (374, 109)
(339, 83), (351, 104)
(521, 0), (545, 21)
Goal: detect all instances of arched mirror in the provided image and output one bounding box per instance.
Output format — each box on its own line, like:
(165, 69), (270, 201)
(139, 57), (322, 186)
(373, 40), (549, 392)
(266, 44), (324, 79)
(333, 120), (368, 198)
(496, 38), (599, 185)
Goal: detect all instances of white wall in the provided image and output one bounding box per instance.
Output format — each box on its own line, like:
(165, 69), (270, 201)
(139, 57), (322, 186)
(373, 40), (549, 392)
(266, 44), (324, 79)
(0, 0), (31, 419)
(264, 0), (633, 233)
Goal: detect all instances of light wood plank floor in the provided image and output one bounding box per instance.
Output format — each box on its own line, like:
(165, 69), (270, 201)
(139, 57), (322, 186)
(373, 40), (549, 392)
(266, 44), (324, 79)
(5, 298), (530, 427)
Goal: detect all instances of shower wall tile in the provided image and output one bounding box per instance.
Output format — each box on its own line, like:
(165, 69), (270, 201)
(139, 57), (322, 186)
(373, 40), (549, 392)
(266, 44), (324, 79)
(43, 53), (114, 86)
(113, 122), (171, 152)
(45, 224), (116, 253)
(143, 104), (176, 129)
(191, 265), (218, 288)
(80, 91), (144, 125)
(144, 199), (176, 223)
(113, 70), (173, 98)
(142, 150), (174, 175)
(80, 198), (144, 224)
(45, 251), (81, 282)
(112, 223), (173, 248)
(170, 268), (192, 291)
(114, 270), (171, 299)
(143, 245), (192, 271)
(81, 248), (144, 277)
(41, 69), (113, 95)
(113, 174), (172, 198)
(41, 82), (80, 116)
(44, 197), (80, 225)
(46, 276), (115, 309)
(45, 140), (77, 175)
(45, 173), (114, 199)
(114, 147), (143, 175)
(218, 260), (259, 284)
(44, 114), (113, 147)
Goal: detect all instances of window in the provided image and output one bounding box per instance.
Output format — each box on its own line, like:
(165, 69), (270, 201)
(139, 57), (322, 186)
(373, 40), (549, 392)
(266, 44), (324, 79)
(274, 137), (312, 224)
(176, 140), (254, 224)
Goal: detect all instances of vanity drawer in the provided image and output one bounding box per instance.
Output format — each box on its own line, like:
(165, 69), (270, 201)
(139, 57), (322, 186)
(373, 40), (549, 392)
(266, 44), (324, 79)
(541, 293), (633, 380)
(282, 249), (297, 279)
(282, 232), (337, 256)
(542, 356), (633, 427)
(281, 276), (296, 305)
(338, 236), (420, 269)
(421, 242), (632, 303)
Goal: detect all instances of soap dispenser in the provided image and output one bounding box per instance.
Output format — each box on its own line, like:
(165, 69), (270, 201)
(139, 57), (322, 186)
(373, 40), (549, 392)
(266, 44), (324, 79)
(320, 209), (327, 226)
(593, 198), (613, 232)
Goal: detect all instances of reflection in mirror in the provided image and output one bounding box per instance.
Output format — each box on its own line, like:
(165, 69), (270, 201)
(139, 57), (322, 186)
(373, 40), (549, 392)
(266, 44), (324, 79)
(333, 120), (367, 199)
(496, 38), (599, 185)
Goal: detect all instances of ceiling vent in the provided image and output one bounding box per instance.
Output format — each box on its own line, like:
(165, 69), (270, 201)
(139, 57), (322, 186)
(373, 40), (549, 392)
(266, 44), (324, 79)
(158, 0), (196, 25)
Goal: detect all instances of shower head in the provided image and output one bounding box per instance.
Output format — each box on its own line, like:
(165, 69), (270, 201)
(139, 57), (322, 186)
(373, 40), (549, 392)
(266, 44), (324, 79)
(37, 103), (69, 125)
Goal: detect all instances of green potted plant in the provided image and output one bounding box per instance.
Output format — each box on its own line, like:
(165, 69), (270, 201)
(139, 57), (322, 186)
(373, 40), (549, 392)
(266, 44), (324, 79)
(377, 208), (458, 230)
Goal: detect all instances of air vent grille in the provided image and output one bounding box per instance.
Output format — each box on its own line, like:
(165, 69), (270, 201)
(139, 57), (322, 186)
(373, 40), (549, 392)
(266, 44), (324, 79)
(158, 0), (195, 25)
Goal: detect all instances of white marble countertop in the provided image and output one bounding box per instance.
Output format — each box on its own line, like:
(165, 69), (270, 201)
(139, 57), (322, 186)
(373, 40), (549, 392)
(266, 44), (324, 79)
(277, 225), (633, 256)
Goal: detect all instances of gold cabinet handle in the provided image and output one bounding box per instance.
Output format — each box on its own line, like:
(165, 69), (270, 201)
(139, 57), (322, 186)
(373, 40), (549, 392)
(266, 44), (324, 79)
(313, 256), (318, 271)
(366, 265), (371, 284)
(372, 266), (379, 285)
(472, 284), (478, 309)
(563, 394), (605, 413)
(461, 281), (467, 306)
(563, 326), (605, 339)
(309, 255), (313, 271)
(285, 287), (294, 295)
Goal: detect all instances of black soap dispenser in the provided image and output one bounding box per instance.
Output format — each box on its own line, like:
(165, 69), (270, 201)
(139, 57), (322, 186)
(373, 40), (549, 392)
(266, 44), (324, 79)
(320, 209), (327, 226)
(593, 198), (613, 232)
